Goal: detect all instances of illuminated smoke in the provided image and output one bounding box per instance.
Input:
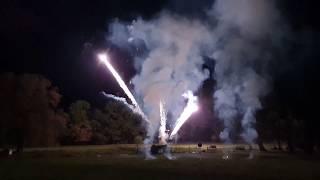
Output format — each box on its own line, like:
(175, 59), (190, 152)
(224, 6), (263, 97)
(210, 0), (280, 148)
(105, 0), (285, 159)
(98, 53), (149, 123)
(170, 91), (198, 138)
(108, 15), (209, 154)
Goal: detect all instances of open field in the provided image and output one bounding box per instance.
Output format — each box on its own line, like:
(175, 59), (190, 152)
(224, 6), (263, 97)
(1, 144), (320, 180)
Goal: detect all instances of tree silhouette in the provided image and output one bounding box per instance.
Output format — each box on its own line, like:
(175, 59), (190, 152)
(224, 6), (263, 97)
(0, 73), (67, 149)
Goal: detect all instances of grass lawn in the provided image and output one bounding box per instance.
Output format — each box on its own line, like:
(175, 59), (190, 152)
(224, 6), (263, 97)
(0, 145), (319, 180)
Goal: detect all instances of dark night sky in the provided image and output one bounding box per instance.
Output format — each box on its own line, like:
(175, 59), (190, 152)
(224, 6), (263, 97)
(1, 0), (319, 109)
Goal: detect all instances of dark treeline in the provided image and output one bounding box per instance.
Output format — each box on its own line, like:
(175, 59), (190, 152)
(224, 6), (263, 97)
(0, 72), (319, 155)
(0, 73), (145, 152)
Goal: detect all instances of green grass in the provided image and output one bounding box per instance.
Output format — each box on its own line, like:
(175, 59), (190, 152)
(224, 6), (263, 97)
(0, 145), (319, 180)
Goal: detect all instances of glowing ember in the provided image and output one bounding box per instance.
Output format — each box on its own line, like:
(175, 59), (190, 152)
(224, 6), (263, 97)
(170, 91), (198, 138)
(222, 154), (230, 160)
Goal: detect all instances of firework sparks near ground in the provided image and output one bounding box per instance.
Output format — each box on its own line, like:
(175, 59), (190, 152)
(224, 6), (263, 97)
(159, 100), (168, 145)
(98, 53), (149, 123)
(170, 91), (199, 138)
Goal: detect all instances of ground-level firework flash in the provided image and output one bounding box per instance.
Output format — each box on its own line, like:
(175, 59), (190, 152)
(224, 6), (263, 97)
(98, 53), (149, 123)
(159, 100), (168, 145)
(170, 91), (199, 138)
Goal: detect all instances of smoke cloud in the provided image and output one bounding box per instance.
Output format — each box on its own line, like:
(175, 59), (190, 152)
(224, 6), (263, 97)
(108, 14), (211, 150)
(106, 0), (285, 154)
(210, 0), (282, 144)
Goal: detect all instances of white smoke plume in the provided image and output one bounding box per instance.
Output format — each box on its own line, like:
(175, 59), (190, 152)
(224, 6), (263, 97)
(108, 13), (210, 152)
(210, 0), (282, 145)
(106, 0), (285, 156)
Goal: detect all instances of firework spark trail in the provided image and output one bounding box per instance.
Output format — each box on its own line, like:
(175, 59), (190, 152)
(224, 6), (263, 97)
(101, 92), (149, 120)
(98, 53), (150, 123)
(170, 91), (198, 138)
(102, 92), (135, 110)
(159, 100), (175, 160)
(159, 100), (167, 145)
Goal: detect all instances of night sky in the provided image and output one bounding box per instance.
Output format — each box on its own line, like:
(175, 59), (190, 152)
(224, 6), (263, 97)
(1, 0), (319, 109)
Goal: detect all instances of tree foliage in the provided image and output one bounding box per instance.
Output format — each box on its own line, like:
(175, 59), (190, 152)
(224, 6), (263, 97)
(0, 73), (146, 147)
(1, 72), (317, 154)
(91, 101), (145, 144)
(0, 73), (67, 148)
(68, 100), (93, 144)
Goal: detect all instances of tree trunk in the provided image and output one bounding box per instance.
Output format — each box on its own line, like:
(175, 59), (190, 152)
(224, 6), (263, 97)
(304, 117), (315, 155)
(277, 139), (282, 151)
(286, 121), (295, 153)
(257, 138), (267, 151)
(15, 128), (24, 153)
(287, 137), (295, 153)
(304, 127), (315, 155)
